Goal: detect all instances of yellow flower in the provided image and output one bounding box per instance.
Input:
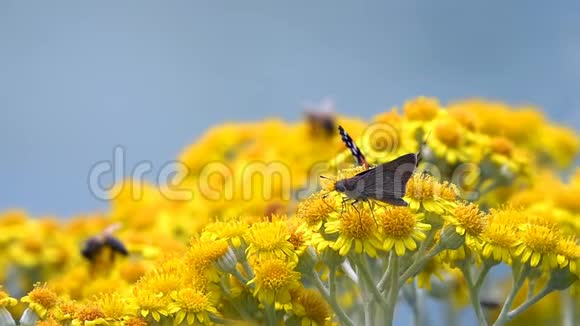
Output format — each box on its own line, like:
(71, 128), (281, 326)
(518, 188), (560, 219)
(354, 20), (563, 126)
(0, 286), (17, 307)
(403, 96), (440, 122)
(37, 318), (61, 326)
(168, 288), (219, 325)
(514, 221), (559, 269)
(429, 118), (473, 164)
(405, 174), (458, 215)
(131, 286), (170, 322)
(444, 203), (487, 250)
(481, 209), (520, 264)
(20, 283), (58, 319)
(325, 206), (383, 257)
(201, 219), (249, 248)
(187, 238), (229, 282)
(556, 237), (580, 276)
(72, 304), (108, 326)
(297, 191), (335, 230)
(245, 220), (296, 261)
(123, 317), (148, 326)
(53, 299), (78, 322)
(96, 292), (134, 321)
(290, 287), (331, 326)
(247, 258), (301, 309)
(377, 207), (431, 256)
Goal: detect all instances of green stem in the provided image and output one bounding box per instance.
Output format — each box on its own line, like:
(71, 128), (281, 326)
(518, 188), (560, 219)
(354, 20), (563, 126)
(397, 245), (444, 288)
(506, 285), (552, 321)
(352, 255), (389, 306)
(474, 262), (492, 290)
(264, 302), (277, 326)
(384, 253), (400, 326)
(494, 264), (530, 326)
(309, 268), (355, 326)
(377, 251), (393, 291)
(561, 289), (574, 326)
(460, 263), (488, 326)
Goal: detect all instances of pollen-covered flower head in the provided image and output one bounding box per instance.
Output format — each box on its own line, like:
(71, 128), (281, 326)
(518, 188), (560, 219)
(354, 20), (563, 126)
(514, 218), (560, 269)
(325, 206), (383, 257)
(168, 288), (220, 325)
(556, 237), (580, 276)
(20, 282), (58, 318)
(97, 292), (135, 320)
(245, 220), (296, 262)
(73, 304), (107, 326)
(248, 258), (301, 309)
(131, 285), (170, 322)
(297, 191), (335, 229)
(201, 218), (249, 248)
(405, 174), (458, 214)
(481, 209), (521, 264)
(378, 207), (431, 256)
(290, 287), (331, 326)
(444, 203), (487, 250)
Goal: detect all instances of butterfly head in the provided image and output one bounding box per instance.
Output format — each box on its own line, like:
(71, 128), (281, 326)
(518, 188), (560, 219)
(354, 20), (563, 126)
(334, 180), (347, 193)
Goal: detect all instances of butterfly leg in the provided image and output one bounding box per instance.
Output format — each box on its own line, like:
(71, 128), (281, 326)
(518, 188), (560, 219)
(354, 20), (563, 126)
(321, 192), (340, 214)
(367, 200), (378, 226)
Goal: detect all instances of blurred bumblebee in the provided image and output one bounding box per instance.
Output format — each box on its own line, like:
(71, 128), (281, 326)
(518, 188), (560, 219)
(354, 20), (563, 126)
(304, 98), (336, 138)
(81, 223), (128, 265)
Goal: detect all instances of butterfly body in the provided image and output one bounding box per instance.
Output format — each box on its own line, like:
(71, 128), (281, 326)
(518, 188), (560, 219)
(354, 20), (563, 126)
(334, 152), (418, 207)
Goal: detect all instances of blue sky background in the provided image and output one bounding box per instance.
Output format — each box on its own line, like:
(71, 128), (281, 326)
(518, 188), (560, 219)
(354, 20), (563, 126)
(1, 1), (579, 325)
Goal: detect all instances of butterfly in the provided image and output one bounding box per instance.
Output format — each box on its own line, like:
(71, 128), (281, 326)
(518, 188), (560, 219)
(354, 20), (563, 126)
(333, 125), (424, 209)
(338, 125), (369, 169)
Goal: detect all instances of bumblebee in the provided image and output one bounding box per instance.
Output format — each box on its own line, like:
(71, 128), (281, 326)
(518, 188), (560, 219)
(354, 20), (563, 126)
(81, 223), (128, 263)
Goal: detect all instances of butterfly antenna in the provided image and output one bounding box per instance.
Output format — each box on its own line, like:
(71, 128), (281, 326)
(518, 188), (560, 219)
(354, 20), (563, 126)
(338, 125), (369, 168)
(417, 130), (432, 165)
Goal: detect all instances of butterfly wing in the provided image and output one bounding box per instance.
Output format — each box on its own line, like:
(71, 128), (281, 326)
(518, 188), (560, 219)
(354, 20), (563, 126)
(338, 125), (369, 168)
(357, 153), (418, 205)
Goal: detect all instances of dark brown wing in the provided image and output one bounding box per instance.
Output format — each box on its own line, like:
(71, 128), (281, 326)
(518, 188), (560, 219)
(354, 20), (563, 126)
(357, 153), (418, 203)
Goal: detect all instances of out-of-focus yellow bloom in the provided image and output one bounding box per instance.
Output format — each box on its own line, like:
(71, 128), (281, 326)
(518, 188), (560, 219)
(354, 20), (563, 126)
(0, 286), (17, 308)
(248, 258), (301, 310)
(168, 288), (219, 325)
(325, 206), (383, 257)
(555, 237), (580, 276)
(20, 283), (58, 319)
(71, 304), (108, 326)
(403, 96), (441, 122)
(377, 207), (431, 256)
(416, 256), (444, 291)
(429, 118), (475, 164)
(201, 219), (249, 248)
(290, 287), (331, 326)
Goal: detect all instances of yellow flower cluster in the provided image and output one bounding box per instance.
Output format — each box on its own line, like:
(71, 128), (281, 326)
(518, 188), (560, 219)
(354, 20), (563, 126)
(0, 96), (578, 326)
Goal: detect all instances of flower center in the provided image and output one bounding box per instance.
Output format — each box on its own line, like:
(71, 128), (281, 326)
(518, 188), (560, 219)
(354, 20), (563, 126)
(521, 224), (558, 254)
(380, 208), (416, 238)
(454, 204), (486, 236)
(338, 209), (375, 239)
